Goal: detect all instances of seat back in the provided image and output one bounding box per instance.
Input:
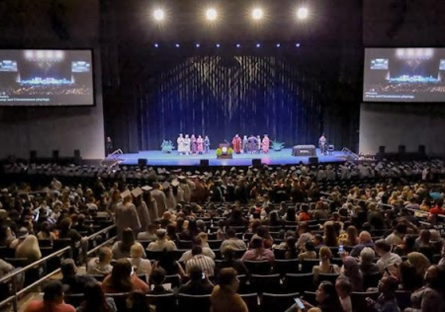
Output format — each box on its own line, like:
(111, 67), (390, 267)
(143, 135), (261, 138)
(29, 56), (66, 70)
(64, 293), (85, 307)
(274, 259), (299, 276)
(301, 259), (319, 273)
(351, 291), (379, 312)
(177, 294), (211, 312)
(146, 293), (177, 312)
(363, 272), (382, 289)
(284, 273), (315, 293)
(318, 273), (340, 285)
(244, 260), (271, 275)
(262, 292), (300, 312)
(250, 274), (281, 294)
(106, 292), (130, 312)
(395, 290), (412, 311)
(240, 293), (259, 312)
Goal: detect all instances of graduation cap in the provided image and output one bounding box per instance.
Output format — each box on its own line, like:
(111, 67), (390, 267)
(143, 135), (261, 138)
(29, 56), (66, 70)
(178, 175), (186, 180)
(290, 166), (296, 171)
(171, 179), (180, 187)
(121, 190), (131, 199)
(230, 167), (236, 172)
(162, 182), (170, 189)
(186, 171), (192, 176)
(221, 170), (227, 176)
(215, 170), (220, 176)
(141, 185), (153, 192)
(131, 187), (143, 198)
(195, 171), (200, 175)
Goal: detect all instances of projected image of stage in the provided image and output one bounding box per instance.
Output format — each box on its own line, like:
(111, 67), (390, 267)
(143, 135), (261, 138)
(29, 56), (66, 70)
(112, 148), (350, 167)
(0, 49), (94, 106)
(363, 48), (445, 102)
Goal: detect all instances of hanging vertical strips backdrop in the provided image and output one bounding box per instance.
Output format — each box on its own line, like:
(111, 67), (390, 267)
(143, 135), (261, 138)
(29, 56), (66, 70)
(137, 55), (324, 151)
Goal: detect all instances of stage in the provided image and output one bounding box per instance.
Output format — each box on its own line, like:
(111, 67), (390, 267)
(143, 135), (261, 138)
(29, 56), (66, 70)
(112, 148), (350, 167)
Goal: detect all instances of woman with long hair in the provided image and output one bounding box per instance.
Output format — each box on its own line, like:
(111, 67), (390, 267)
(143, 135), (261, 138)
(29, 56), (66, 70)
(126, 290), (154, 312)
(256, 226), (274, 249)
(286, 281), (342, 312)
(340, 256), (363, 291)
(77, 282), (117, 312)
(323, 223), (338, 247)
(284, 236), (298, 260)
(283, 207), (297, 222)
(101, 259), (149, 293)
(152, 248), (186, 279)
(342, 226), (359, 247)
(313, 246), (340, 283)
(112, 228), (145, 260)
(406, 252), (431, 278)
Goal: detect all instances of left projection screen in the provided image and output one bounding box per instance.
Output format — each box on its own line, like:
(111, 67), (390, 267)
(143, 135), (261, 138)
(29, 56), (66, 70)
(0, 49), (94, 106)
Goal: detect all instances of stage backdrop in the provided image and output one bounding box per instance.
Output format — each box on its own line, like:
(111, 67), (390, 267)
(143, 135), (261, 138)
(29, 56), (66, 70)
(135, 54), (324, 151)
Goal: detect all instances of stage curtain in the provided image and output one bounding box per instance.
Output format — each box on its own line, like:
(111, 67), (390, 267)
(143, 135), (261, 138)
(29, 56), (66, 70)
(134, 55), (325, 151)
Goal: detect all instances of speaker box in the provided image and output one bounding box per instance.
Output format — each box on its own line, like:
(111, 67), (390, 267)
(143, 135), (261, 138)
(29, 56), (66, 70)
(418, 145), (426, 154)
(138, 159), (147, 167)
(378, 146), (385, 154)
(74, 150), (81, 158)
(398, 145), (406, 154)
(309, 156), (319, 165)
(30, 150), (37, 160)
(252, 159), (262, 167)
(200, 159), (209, 167)
(52, 150), (59, 159)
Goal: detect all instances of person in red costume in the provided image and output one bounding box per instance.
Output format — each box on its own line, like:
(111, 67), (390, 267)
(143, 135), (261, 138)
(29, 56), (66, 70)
(232, 134), (242, 154)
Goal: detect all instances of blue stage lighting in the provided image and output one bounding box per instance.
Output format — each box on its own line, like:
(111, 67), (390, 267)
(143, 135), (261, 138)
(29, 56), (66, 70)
(236, 44), (241, 48)
(175, 44), (180, 48)
(256, 43), (261, 48)
(296, 43), (300, 47)
(216, 43), (220, 48)
(196, 43), (200, 48)
(154, 43), (159, 48)
(276, 43), (281, 48)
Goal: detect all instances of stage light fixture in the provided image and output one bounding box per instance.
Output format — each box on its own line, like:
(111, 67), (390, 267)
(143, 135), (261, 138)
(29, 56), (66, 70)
(216, 43), (220, 48)
(297, 7), (309, 19)
(25, 51), (34, 59)
(175, 43), (180, 48)
(252, 8), (264, 20)
(196, 43), (200, 48)
(154, 43), (159, 48)
(36, 51), (44, 59)
(153, 9), (165, 21)
(256, 43), (261, 48)
(236, 44), (241, 48)
(206, 8), (217, 21)
(295, 43), (300, 47)
(276, 43), (281, 48)
(55, 51), (64, 59)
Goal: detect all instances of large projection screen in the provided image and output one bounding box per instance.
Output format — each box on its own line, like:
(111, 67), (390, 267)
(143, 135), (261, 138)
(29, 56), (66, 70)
(363, 48), (445, 102)
(0, 49), (94, 106)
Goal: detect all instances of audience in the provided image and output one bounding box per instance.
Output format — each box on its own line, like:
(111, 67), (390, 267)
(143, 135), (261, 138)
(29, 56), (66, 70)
(101, 259), (149, 293)
(111, 228), (146, 259)
(24, 280), (75, 312)
(128, 244), (152, 275)
(210, 268), (248, 312)
(77, 281), (117, 312)
(86, 247), (113, 275)
(178, 266), (214, 295)
(147, 267), (172, 295)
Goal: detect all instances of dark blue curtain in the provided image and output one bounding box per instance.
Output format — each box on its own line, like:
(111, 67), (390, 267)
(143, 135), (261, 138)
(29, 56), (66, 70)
(135, 55), (324, 151)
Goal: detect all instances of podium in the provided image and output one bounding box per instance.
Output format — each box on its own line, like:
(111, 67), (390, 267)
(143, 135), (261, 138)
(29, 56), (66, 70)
(217, 143), (232, 159)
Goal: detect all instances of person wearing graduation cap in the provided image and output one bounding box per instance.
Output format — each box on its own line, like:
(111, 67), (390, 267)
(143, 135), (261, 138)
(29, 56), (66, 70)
(115, 190), (141, 239)
(151, 183), (168, 217)
(179, 175), (196, 203)
(132, 188), (151, 232)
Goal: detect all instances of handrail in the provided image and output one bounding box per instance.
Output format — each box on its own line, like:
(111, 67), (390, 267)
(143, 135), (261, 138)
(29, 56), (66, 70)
(86, 223), (116, 241)
(87, 236), (117, 256)
(0, 246), (70, 285)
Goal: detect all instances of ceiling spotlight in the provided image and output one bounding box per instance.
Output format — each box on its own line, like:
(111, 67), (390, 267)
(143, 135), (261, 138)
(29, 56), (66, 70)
(276, 43), (281, 48)
(216, 43), (220, 48)
(297, 7), (309, 20)
(295, 43), (300, 47)
(154, 43), (159, 48)
(206, 8), (217, 21)
(153, 9), (165, 21)
(252, 8), (264, 20)
(196, 43), (200, 48)
(256, 43), (261, 48)
(236, 44), (241, 48)
(175, 43), (180, 48)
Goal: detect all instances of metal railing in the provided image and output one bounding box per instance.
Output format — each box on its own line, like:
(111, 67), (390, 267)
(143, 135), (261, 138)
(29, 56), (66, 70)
(0, 224), (117, 312)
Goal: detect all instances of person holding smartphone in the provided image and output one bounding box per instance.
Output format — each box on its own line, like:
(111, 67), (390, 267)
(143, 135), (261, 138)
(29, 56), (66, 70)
(285, 281), (342, 312)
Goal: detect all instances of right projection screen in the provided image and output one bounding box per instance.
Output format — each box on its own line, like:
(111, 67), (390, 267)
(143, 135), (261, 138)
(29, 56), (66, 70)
(363, 48), (445, 102)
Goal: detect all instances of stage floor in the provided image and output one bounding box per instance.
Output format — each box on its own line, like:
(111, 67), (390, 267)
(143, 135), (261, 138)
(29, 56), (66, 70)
(113, 148), (349, 167)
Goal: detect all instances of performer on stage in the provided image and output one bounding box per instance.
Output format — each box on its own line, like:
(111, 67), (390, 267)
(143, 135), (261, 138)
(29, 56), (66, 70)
(319, 133), (327, 155)
(262, 134), (270, 154)
(197, 135), (204, 154)
(183, 134), (191, 155)
(204, 135), (210, 154)
(247, 135), (257, 154)
(191, 134), (197, 154)
(242, 135), (248, 154)
(232, 134), (242, 154)
(256, 135), (262, 153)
(177, 133), (185, 155)
(105, 136), (113, 156)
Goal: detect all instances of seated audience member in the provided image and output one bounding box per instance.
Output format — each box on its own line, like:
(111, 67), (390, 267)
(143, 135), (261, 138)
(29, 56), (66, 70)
(0, 258), (15, 278)
(220, 228), (247, 253)
(216, 247), (248, 276)
(128, 244), (152, 275)
(385, 223), (407, 246)
(137, 223), (158, 241)
(61, 259), (96, 294)
(374, 239), (402, 275)
(126, 290), (154, 312)
(36, 221), (56, 242)
(359, 247), (380, 276)
(152, 249), (186, 279)
(296, 222), (313, 249)
(393, 235), (416, 257)
(407, 252), (430, 278)
(350, 231), (374, 258)
(179, 237), (215, 263)
(340, 256), (363, 291)
(285, 281), (343, 312)
(241, 235), (275, 263)
(24, 280), (75, 312)
(77, 281), (117, 312)
(298, 241), (317, 261)
(415, 229), (435, 262)
(101, 259), (149, 293)
(210, 268), (248, 312)
(323, 223), (339, 247)
(178, 266), (214, 295)
(335, 279), (352, 312)
(405, 265), (445, 312)
(399, 261), (424, 292)
(256, 225), (274, 249)
(185, 245), (215, 276)
(341, 226), (359, 247)
(366, 276), (399, 312)
(147, 268), (173, 295)
(313, 246), (340, 283)
(284, 236), (298, 259)
(111, 228), (146, 260)
(313, 234), (324, 248)
(87, 247), (113, 275)
(15, 234), (42, 264)
(298, 204), (311, 222)
(146, 229), (177, 251)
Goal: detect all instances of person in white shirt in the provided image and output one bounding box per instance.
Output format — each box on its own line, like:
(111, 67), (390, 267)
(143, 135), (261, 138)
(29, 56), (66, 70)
(179, 237), (215, 263)
(128, 244), (152, 275)
(147, 229), (177, 251)
(375, 240), (402, 275)
(220, 228), (246, 253)
(87, 247), (113, 275)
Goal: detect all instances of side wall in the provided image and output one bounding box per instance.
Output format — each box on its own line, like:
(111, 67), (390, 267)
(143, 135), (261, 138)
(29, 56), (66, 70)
(0, 0), (104, 159)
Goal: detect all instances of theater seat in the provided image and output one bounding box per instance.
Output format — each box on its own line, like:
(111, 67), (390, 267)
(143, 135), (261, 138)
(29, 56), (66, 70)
(240, 293), (259, 312)
(178, 294), (211, 312)
(244, 260), (271, 275)
(250, 274), (281, 294)
(146, 293), (177, 312)
(284, 273), (315, 293)
(262, 292), (300, 312)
